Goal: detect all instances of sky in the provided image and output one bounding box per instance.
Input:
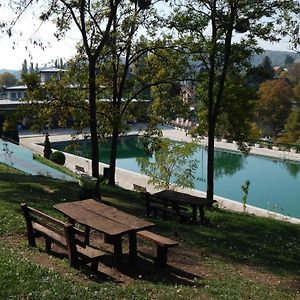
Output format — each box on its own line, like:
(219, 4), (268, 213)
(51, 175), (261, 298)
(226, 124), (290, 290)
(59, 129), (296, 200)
(0, 4), (79, 70)
(0, 3), (295, 71)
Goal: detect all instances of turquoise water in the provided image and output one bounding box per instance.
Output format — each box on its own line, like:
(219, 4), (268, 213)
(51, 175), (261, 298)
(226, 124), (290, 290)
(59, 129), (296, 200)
(52, 136), (300, 219)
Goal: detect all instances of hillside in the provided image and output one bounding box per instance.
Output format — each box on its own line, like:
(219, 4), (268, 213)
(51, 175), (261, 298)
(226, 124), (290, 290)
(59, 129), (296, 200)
(0, 69), (20, 79)
(251, 49), (300, 66)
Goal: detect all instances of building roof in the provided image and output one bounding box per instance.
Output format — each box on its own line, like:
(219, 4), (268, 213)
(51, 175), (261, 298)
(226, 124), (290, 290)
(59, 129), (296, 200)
(5, 85), (27, 90)
(39, 68), (65, 73)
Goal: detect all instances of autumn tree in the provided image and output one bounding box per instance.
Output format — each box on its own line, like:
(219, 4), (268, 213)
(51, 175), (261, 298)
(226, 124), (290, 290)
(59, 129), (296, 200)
(169, 0), (297, 202)
(278, 108), (300, 144)
(256, 79), (294, 136)
(0, 72), (17, 87)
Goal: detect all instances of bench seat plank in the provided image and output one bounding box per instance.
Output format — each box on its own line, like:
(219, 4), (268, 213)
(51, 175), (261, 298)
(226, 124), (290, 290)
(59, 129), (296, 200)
(137, 230), (179, 266)
(137, 230), (179, 247)
(33, 222), (67, 247)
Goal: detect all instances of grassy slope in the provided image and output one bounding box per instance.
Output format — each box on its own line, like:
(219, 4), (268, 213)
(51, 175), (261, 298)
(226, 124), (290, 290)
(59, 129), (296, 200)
(0, 163), (300, 299)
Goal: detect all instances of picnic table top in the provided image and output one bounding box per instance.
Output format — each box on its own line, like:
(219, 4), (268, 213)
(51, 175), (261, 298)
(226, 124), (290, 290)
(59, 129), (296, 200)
(54, 199), (154, 236)
(153, 190), (213, 206)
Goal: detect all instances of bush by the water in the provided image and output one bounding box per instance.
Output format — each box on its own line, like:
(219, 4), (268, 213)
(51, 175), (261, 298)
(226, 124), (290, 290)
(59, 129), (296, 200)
(50, 151), (65, 165)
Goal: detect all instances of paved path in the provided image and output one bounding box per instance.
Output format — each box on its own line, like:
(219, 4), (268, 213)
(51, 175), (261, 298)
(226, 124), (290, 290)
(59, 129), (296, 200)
(0, 139), (74, 181)
(19, 126), (300, 224)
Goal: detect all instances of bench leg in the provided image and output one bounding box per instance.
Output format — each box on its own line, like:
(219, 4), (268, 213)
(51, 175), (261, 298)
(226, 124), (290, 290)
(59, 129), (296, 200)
(90, 260), (98, 272)
(45, 239), (52, 252)
(155, 245), (168, 266)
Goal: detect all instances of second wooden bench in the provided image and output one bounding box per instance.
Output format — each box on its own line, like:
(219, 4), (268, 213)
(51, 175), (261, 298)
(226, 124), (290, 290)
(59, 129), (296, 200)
(137, 230), (179, 266)
(141, 192), (190, 221)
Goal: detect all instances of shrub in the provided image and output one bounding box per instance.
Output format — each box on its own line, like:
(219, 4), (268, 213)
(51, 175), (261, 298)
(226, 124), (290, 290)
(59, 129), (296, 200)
(50, 151), (66, 165)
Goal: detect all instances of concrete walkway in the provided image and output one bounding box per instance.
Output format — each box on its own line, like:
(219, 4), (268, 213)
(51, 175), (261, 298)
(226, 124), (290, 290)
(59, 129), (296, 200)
(19, 126), (300, 225)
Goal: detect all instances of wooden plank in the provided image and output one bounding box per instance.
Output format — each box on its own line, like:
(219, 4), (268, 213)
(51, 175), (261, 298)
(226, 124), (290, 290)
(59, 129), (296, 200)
(54, 202), (132, 236)
(137, 230), (179, 247)
(77, 244), (104, 259)
(32, 223), (67, 247)
(77, 199), (155, 230)
(154, 190), (212, 206)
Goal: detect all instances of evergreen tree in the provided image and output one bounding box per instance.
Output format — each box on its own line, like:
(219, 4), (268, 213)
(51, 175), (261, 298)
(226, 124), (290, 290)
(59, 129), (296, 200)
(43, 134), (52, 159)
(29, 62), (35, 74)
(21, 59), (28, 77)
(285, 55), (295, 69)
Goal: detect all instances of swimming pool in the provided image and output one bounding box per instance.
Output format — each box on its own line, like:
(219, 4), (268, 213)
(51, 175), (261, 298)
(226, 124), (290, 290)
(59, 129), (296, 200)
(51, 136), (300, 219)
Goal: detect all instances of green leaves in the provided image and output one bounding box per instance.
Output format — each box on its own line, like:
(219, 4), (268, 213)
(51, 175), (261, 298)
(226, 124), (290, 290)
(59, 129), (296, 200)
(138, 138), (199, 190)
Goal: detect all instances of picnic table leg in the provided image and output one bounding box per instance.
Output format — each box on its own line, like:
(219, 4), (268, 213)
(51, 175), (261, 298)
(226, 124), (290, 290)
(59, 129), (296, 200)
(113, 235), (123, 269)
(128, 231), (137, 266)
(84, 226), (90, 245)
(192, 205), (197, 223)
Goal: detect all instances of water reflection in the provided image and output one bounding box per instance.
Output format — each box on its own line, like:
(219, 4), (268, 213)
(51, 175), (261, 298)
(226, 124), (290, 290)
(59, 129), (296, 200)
(214, 150), (246, 179)
(283, 161), (300, 178)
(52, 135), (149, 164)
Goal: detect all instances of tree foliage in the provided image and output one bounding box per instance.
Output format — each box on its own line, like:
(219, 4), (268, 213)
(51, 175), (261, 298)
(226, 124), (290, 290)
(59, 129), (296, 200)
(256, 79), (293, 136)
(169, 0), (297, 200)
(0, 72), (17, 87)
(278, 108), (300, 144)
(138, 138), (199, 190)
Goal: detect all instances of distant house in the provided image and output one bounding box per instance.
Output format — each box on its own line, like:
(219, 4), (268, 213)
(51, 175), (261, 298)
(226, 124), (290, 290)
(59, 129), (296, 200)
(5, 85), (27, 101)
(39, 67), (64, 83)
(180, 84), (196, 104)
(0, 68), (64, 126)
(1, 68), (64, 103)
(273, 66), (285, 77)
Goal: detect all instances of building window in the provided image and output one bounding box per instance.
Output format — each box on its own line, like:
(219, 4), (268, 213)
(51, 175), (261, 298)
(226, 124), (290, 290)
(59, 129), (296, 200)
(11, 92), (16, 99)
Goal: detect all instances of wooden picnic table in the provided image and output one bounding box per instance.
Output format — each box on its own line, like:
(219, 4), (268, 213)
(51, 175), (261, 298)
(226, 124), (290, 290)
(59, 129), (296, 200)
(54, 199), (154, 268)
(153, 190), (214, 224)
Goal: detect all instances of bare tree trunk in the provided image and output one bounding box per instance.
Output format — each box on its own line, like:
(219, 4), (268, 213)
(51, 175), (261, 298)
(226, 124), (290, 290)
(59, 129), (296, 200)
(206, 119), (215, 201)
(108, 126), (119, 186)
(88, 59), (100, 197)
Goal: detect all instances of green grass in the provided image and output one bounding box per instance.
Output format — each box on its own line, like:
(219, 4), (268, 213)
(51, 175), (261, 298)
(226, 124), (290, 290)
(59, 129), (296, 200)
(0, 163), (300, 299)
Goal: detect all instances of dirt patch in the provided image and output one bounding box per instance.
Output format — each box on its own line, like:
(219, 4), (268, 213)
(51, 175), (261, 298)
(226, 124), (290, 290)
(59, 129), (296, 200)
(1, 233), (296, 291)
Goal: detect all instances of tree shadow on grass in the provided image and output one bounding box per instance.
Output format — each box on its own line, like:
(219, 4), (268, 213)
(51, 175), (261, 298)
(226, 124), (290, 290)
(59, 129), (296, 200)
(179, 209), (300, 277)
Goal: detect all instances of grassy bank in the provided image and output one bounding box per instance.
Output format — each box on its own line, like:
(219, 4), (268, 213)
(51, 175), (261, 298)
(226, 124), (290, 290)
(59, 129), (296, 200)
(0, 163), (299, 299)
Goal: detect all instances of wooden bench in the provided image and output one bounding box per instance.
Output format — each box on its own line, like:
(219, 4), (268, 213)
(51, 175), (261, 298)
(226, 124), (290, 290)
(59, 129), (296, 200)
(75, 165), (86, 175)
(141, 192), (190, 221)
(133, 183), (147, 193)
(137, 230), (179, 266)
(21, 203), (104, 271)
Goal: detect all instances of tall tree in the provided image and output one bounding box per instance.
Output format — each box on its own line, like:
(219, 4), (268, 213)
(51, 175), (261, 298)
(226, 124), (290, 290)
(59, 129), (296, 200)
(170, 0), (297, 202)
(256, 78), (293, 136)
(285, 54), (295, 68)
(21, 59), (28, 77)
(247, 56), (275, 88)
(16, 0), (126, 196)
(278, 108), (300, 144)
